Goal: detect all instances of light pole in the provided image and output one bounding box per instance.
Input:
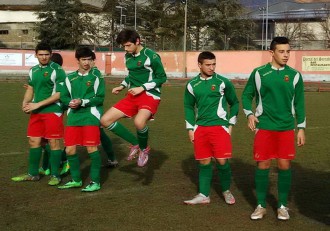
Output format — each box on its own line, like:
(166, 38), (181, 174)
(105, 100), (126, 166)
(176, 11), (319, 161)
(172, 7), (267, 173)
(259, 7), (265, 50)
(183, 0), (188, 78)
(265, 0), (269, 50)
(116, 6), (125, 28)
(134, 0), (137, 30)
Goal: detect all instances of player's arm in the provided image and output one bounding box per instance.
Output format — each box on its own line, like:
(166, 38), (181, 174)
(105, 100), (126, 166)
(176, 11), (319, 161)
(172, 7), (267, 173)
(184, 82), (196, 142)
(225, 79), (239, 127)
(22, 85), (33, 112)
(60, 77), (72, 107)
(294, 73), (306, 146)
(113, 77), (129, 94)
(80, 75), (105, 107)
(242, 71), (259, 131)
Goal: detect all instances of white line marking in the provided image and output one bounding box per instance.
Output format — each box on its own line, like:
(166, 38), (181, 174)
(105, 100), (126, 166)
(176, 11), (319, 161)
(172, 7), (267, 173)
(0, 151), (24, 156)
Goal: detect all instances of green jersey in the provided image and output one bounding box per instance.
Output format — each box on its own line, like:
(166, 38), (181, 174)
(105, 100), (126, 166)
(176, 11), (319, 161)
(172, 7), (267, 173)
(61, 68), (105, 126)
(120, 47), (167, 99)
(28, 61), (66, 114)
(242, 63), (306, 131)
(184, 73), (239, 130)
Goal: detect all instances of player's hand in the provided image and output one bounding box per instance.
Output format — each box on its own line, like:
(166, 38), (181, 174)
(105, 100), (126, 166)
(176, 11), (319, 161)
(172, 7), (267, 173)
(23, 84), (29, 89)
(128, 86), (144, 96)
(247, 114), (259, 131)
(188, 130), (194, 143)
(297, 129), (305, 147)
(112, 86), (124, 95)
(228, 125), (233, 135)
(23, 102), (40, 113)
(69, 99), (81, 109)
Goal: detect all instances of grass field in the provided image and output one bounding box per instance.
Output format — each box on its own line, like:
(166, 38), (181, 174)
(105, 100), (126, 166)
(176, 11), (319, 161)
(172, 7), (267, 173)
(0, 82), (329, 231)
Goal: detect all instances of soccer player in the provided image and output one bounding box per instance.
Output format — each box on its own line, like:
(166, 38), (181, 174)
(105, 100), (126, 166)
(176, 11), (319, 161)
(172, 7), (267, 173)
(38, 52), (69, 176)
(242, 37), (306, 220)
(101, 29), (167, 167)
(183, 51), (239, 205)
(58, 47), (105, 192)
(12, 43), (66, 186)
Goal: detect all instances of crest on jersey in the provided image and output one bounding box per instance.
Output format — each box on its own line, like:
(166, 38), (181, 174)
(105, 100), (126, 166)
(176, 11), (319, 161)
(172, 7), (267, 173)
(284, 75), (289, 82)
(86, 81), (91, 86)
(211, 84), (216, 91)
(137, 60), (142, 66)
(43, 72), (48, 77)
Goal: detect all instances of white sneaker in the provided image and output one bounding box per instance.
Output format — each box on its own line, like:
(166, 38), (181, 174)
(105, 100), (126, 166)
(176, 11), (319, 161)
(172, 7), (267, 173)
(137, 146), (150, 167)
(222, 190), (235, 205)
(184, 193), (210, 205)
(127, 145), (139, 161)
(250, 205), (267, 220)
(277, 205), (290, 220)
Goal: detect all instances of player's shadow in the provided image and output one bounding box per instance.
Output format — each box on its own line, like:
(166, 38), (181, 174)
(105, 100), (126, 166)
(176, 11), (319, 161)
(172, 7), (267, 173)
(118, 148), (169, 185)
(291, 162), (330, 225)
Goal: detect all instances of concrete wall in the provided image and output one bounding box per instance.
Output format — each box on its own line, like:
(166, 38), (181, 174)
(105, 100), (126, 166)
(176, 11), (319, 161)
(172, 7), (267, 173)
(0, 49), (329, 81)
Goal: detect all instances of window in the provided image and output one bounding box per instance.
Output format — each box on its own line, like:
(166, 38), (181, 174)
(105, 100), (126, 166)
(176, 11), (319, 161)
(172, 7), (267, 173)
(22, 29), (28, 35)
(0, 30), (9, 35)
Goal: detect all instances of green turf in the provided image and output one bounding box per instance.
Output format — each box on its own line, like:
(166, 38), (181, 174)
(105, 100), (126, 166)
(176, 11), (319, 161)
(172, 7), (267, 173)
(1, 83), (329, 230)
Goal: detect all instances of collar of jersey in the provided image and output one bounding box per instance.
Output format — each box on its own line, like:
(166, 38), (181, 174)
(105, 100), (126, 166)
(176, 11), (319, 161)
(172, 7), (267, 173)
(199, 73), (213, 81)
(269, 62), (285, 71)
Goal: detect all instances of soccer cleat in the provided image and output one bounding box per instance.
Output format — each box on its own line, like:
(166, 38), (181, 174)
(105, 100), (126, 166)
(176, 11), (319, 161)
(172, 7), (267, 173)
(58, 180), (82, 189)
(137, 146), (150, 167)
(250, 205), (267, 220)
(106, 159), (119, 168)
(184, 193), (211, 205)
(223, 190), (236, 205)
(48, 176), (61, 186)
(277, 205), (290, 220)
(127, 144), (140, 161)
(60, 161), (70, 175)
(11, 174), (40, 182)
(39, 167), (50, 176)
(81, 182), (101, 192)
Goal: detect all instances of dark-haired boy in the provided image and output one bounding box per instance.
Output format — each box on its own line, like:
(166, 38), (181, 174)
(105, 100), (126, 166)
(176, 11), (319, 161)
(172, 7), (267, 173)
(101, 29), (167, 167)
(183, 51), (239, 205)
(242, 37), (306, 220)
(12, 43), (66, 186)
(58, 47), (104, 192)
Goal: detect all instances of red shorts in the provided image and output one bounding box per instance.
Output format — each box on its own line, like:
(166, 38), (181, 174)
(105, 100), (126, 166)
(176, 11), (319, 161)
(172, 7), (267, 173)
(194, 126), (232, 160)
(27, 113), (64, 139)
(64, 126), (100, 146)
(253, 129), (295, 161)
(114, 91), (160, 119)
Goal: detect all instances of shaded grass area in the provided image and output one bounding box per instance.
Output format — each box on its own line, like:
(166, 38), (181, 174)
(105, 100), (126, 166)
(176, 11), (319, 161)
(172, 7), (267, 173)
(0, 83), (329, 230)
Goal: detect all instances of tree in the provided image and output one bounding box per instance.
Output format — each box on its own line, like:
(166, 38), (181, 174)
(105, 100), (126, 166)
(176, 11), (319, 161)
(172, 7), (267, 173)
(35, 0), (94, 49)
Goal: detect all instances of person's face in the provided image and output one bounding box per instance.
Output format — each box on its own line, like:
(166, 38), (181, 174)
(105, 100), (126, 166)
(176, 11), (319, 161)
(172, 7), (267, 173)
(36, 50), (51, 66)
(198, 58), (216, 78)
(78, 56), (93, 72)
(122, 39), (140, 54)
(271, 44), (290, 68)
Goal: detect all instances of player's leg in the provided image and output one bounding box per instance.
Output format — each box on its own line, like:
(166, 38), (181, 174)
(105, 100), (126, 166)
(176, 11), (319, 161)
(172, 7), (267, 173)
(213, 126), (235, 204)
(12, 114), (43, 182)
(100, 127), (118, 167)
(101, 107), (139, 155)
(134, 109), (152, 167)
(46, 113), (64, 186)
(276, 130), (295, 220)
(184, 126), (212, 205)
(39, 142), (51, 175)
(251, 129), (274, 220)
(48, 138), (63, 185)
(81, 126), (101, 192)
(58, 127), (82, 189)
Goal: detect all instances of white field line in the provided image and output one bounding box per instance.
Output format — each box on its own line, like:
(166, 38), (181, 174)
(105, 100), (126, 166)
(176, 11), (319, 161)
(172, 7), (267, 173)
(0, 151), (24, 156)
(306, 126), (330, 130)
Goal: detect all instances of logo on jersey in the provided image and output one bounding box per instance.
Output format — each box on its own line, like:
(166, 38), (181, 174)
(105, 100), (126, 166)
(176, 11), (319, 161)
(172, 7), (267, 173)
(43, 72), (49, 77)
(211, 84), (216, 91)
(137, 61), (142, 66)
(284, 75), (289, 82)
(86, 81), (91, 87)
